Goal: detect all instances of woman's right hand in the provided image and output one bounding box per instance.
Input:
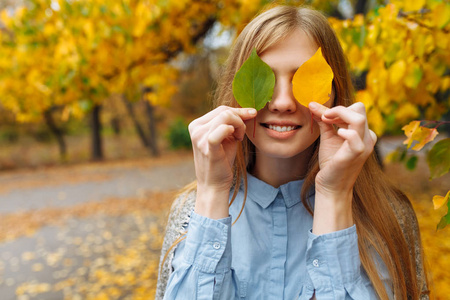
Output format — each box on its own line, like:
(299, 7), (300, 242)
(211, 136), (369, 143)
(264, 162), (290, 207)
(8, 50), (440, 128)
(188, 106), (257, 219)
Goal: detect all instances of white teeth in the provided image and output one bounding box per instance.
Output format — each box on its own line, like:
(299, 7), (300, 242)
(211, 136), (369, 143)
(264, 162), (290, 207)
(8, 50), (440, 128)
(268, 125), (295, 132)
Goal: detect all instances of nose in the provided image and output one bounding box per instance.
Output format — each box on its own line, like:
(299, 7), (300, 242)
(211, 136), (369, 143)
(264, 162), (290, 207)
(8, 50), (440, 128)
(267, 79), (297, 113)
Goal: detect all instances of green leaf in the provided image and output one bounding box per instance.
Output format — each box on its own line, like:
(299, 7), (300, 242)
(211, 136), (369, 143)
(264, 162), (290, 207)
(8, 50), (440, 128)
(427, 138), (450, 179)
(436, 199), (450, 231)
(399, 148), (407, 162)
(405, 66), (423, 89)
(232, 48), (275, 111)
(406, 155), (418, 170)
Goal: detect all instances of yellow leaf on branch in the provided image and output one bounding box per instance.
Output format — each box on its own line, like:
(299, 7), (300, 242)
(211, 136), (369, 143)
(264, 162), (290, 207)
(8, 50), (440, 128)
(433, 190), (450, 210)
(431, 3), (450, 29)
(402, 120), (439, 150)
(389, 60), (406, 85)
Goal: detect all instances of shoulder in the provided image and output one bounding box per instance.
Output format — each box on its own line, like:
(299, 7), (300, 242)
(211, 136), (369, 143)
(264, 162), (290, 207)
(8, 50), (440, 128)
(155, 190), (196, 300)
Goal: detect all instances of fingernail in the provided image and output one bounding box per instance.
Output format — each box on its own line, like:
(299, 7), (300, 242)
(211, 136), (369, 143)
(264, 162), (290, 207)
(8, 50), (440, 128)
(309, 102), (318, 109)
(248, 108), (257, 115)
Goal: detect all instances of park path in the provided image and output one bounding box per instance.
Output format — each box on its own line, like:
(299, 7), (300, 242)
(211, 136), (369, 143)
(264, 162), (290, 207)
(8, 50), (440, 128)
(0, 153), (196, 213)
(0, 152), (196, 300)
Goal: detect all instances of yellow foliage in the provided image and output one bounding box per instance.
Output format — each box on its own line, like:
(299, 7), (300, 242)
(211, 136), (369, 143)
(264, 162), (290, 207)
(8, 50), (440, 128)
(0, 0), (264, 122)
(395, 102), (420, 124)
(331, 1), (450, 135)
(366, 107), (385, 137)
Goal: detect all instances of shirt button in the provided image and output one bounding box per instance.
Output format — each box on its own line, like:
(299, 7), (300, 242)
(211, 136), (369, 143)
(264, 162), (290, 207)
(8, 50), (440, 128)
(312, 259), (319, 267)
(213, 242), (221, 250)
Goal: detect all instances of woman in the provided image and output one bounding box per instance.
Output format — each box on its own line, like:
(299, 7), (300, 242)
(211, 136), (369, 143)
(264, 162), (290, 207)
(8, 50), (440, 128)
(157, 5), (428, 299)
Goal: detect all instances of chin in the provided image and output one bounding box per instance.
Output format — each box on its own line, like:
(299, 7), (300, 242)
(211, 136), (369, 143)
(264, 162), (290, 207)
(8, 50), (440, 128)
(255, 142), (316, 160)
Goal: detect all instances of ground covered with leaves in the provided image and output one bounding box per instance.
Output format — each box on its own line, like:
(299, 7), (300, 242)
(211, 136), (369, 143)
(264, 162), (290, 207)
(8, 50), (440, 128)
(0, 155), (448, 299)
(0, 190), (175, 300)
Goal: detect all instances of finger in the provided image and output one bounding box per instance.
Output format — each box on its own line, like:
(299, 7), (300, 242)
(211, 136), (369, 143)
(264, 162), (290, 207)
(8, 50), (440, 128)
(320, 103), (366, 126)
(209, 109), (248, 141)
(347, 102), (367, 115)
(369, 129), (377, 145)
(309, 101), (329, 119)
(192, 106), (257, 127)
(336, 128), (366, 156)
(308, 102), (339, 137)
(323, 106), (367, 137)
(208, 124), (235, 147)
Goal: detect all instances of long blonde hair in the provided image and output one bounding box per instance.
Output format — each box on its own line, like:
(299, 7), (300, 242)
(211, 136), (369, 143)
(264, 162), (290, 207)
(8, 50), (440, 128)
(166, 5), (428, 299)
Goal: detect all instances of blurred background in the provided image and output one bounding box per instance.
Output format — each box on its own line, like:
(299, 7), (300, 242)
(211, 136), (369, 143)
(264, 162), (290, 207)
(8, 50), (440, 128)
(0, 0), (448, 299)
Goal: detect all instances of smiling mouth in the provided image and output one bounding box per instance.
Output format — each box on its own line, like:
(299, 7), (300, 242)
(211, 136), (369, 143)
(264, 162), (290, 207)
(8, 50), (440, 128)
(261, 123), (301, 132)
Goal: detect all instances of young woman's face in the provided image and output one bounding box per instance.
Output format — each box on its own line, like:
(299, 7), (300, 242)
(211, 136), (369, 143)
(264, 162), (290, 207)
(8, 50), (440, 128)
(245, 28), (333, 160)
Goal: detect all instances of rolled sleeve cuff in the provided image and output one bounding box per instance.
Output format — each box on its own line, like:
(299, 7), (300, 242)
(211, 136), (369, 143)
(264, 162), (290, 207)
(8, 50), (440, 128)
(306, 225), (361, 290)
(183, 211), (232, 274)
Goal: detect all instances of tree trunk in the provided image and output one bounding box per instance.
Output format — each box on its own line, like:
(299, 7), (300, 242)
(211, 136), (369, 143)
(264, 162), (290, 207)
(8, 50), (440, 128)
(143, 88), (160, 157)
(355, 0), (368, 15)
(121, 94), (151, 149)
(43, 108), (67, 162)
(91, 104), (103, 161)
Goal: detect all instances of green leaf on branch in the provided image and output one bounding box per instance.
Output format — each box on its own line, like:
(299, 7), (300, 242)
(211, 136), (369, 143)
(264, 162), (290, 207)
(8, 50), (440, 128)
(436, 195), (450, 231)
(406, 155), (418, 170)
(427, 138), (450, 179)
(232, 48), (275, 111)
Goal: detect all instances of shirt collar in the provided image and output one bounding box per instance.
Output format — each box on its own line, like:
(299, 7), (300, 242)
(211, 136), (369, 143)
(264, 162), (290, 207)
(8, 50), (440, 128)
(244, 172), (311, 209)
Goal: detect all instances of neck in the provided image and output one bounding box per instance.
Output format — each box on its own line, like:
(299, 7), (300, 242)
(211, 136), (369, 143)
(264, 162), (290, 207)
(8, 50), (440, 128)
(251, 144), (315, 188)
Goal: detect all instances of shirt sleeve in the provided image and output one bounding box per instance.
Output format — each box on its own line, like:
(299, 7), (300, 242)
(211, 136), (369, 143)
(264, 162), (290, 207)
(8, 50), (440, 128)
(163, 211), (240, 300)
(300, 225), (393, 300)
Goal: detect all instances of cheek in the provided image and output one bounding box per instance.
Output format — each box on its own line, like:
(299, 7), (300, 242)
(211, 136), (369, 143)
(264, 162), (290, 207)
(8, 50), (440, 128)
(244, 119), (255, 135)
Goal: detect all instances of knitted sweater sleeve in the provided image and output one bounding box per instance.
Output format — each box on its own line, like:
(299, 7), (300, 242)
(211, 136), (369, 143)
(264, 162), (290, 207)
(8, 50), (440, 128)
(390, 193), (430, 299)
(156, 191), (196, 300)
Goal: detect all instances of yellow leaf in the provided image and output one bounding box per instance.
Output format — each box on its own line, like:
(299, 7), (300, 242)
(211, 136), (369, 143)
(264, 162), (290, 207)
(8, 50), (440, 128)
(395, 102), (419, 123)
(441, 76), (450, 91)
(431, 3), (450, 29)
(292, 47), (334, 107)
(404, 63), (423, 89)
(411, 127), (438, 151)
(389, 60), (406, 85)
(355, 90), (373, 109)
(433, 190), (450, 210)
(402, 120), (421, 148)
(367, 107), (385, 136)
(402, 121), (439, 151)
(402, 0), (425, 11)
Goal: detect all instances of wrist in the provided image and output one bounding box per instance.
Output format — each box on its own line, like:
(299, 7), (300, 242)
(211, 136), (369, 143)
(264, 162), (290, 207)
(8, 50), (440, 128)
(312, 189), (354, 235)
(195, 185), (230, 220)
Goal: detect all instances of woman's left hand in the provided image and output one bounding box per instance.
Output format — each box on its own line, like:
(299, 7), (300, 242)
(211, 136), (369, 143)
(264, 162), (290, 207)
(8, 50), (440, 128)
(308, 101), (377, 234)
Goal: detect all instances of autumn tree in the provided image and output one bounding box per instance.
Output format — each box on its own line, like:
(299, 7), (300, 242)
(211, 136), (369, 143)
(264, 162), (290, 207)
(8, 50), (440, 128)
(0, 0), (266, 160)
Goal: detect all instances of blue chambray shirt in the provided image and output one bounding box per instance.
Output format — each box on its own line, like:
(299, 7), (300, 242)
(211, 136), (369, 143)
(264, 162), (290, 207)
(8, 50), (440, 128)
(164, 173), (392, 299)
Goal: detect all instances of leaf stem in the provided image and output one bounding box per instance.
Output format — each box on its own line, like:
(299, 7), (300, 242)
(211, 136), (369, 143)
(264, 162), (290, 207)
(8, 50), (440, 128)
(419, 120), (450, 129)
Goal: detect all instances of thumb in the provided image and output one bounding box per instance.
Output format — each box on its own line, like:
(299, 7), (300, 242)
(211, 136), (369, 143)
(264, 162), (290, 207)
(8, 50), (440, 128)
(309, 102), (334, 135)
